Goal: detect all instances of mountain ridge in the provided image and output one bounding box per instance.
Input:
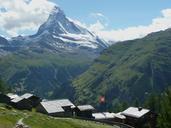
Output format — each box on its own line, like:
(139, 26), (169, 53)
(73, 28), (171, 109)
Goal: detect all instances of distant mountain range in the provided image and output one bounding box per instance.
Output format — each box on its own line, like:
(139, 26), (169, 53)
(0, 6), (107, 98)
(73, 29), (171, 109)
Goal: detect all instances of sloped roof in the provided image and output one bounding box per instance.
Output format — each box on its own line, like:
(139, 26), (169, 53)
(103, 112), (115, 118)
(55, 99), (75, 107)
(92, 113), (106, 119)
(45, 99), (75, 107)
(11, 97), (24, 103)
(92, 112), (115, 119)
(7, 93), (20, 100)
(40, 99), (75, 114)
(77, 105), (95, 111)
(21, 93), (33, 99)
(92, 112), (114, 119)
(121, 107), (150, 118)
(112, 112), (126, 119)
(41, 102), (64, 114)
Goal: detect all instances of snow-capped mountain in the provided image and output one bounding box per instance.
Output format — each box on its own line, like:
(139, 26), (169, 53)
(37, 6), (87, 35)
(8, 6), (108, 52)
(0, 6), (108, 99)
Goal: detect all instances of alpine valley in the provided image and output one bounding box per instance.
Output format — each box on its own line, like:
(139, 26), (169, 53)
(0, 6), (108, 98)
(0, 6), (171, 110)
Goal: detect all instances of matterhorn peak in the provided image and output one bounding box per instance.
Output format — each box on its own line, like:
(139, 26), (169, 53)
(49, 6), (65, 17)
(52, 6), (60, 12)
(37, 5), (84, 35)
(34, 5), (108, 49)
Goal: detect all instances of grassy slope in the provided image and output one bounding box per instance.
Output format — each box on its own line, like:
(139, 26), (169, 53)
(73, 29), (171, 109)
(0, 105), (23, 128)
(0, 104), (114, 128)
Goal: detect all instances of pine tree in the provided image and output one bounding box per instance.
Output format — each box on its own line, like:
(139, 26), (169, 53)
(0, 79), (9, 93)
(144, 93), (160, 112)
(157, 88), (171, 128)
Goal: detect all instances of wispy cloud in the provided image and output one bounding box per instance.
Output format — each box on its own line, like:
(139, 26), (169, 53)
(90, 12), (105, 18)
(87, 8), (171, 42)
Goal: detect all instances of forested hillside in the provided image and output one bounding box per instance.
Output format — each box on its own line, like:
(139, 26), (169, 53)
(73, 29), (171, 109)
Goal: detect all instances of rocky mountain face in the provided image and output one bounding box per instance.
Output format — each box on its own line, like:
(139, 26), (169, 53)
(73, 28), (171, 109)
(35, 6), (108, 50)
(0, 6), (107, 98)
(6, 6), (108, 54)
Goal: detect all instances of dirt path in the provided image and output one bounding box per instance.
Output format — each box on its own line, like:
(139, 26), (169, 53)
(15, 118), (30, 128)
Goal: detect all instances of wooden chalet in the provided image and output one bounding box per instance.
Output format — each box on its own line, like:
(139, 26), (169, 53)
(36, 99), (75, 117)
(10, 96), (32, 110)
(2, 93), (41, 110)
(121, 107), (154, 128)
(75, 105), (95, 118)
(7, 93), (20, 100)
(21, 93), (41, 107)
(0, 92), (11, 104)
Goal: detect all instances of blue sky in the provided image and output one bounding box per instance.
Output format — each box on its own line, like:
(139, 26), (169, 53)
(50, 0), (171, 29)
(0, 0), (171, 41)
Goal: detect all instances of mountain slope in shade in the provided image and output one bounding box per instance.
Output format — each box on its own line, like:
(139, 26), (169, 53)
(73, 28), (171, 109)
(0, 36), (10, 56)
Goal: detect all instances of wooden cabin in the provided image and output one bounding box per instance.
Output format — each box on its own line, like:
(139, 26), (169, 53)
(7, 93), (20, 100)
(0, 92), (11, 104)
(11, 97), (32, 110)
(75, 105), (95, 118)
(36, 99), (75, 117)
(21, 93), (41, 107)
(5, 93), (40, 110)
(57, 99), (75, 116)
(121, 107), (152, 128)
(36, 101), (65, 116)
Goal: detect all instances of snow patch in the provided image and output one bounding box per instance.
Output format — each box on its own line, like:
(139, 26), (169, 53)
(53, 34), (98, 49)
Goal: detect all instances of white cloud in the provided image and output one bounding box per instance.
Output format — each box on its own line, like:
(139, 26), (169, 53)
(90, 12), (105, 18)
(89, 20), (105, 32)
(0, 0), (55, 37)
(88, 8), (171, 42)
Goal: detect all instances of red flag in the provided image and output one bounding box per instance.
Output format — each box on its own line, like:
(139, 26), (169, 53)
(99, 96), (105, 103)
